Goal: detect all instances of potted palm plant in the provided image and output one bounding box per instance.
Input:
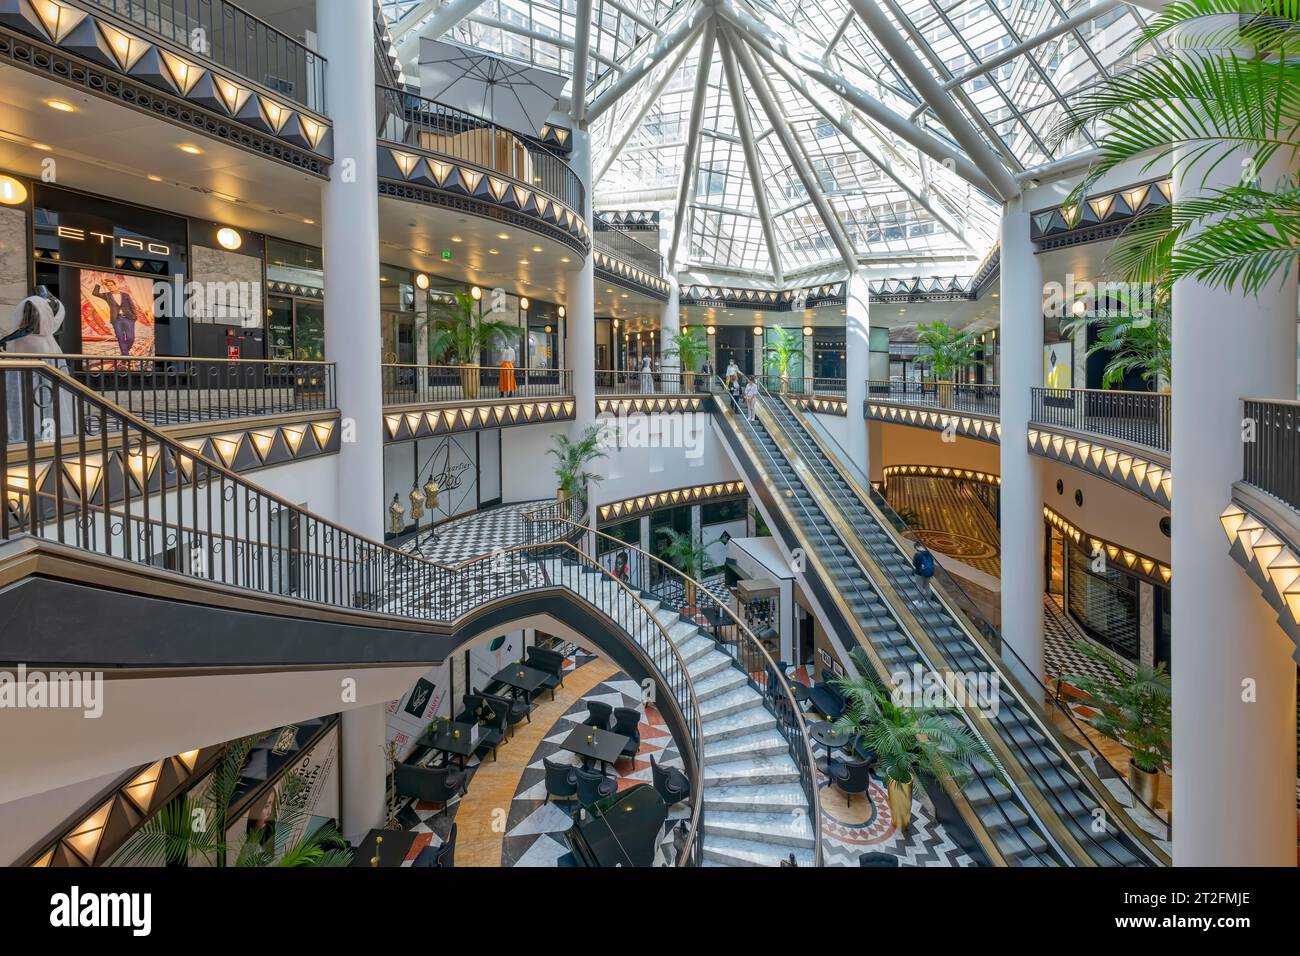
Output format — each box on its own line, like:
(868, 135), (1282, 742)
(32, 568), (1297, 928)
(762, 326), (804, 393)
(1063, 640), (1171, 809)
(547, 426), (607, 503)
(1063, 292), (1171, 391)
(831, 650), (1002, 832)
(657, 528), (719, 612)
(914, 321), (984, 386)
(110, 737), (352, 866)
(427, 289), (518, 399)
(663, 326), (710, 390)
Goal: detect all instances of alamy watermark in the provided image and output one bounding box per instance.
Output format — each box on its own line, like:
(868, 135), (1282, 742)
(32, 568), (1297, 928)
(890, 663), (1000, 718)
(1042, 274), (1157, 323)
(0, 664), (103, 718)
(595, 409), (706, 459)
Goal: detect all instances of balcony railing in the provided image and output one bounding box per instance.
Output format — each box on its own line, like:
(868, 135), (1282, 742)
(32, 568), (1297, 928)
(1242, 398), (1300, 512)
(759, 375), (846, 396)
(867, 380), (1000, 416)
(382, 365), (572, 406)
(594, 227), (663, 276)
(595, 370), (709, 396)
(1031, 387), (1170, 455)
(82, 0), (326, 112)
(3, 355), (334, 436)
(376, 85), (584, 216)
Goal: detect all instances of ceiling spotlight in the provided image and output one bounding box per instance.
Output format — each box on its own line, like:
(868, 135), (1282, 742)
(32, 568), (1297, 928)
(45, 99), (76, 113)
(450, 235), (463, 243)
(519, 259), (530, 266)
(560, 257), (571, 263)
(531, 246), (543, 253)
(471, 286), (482, 300)
(0, 175), (27, 206)
(215, 227), (242, 251)
(496, 232), (510, 240)
(415, 273), (430, 290)
(177, 143), (203, 155)
(488, 248), (499, 255)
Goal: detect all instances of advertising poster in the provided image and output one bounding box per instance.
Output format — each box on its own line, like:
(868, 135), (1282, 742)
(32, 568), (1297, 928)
(386, 661), (451, 760)
(78, 270), (156, 358)
(1043, 341), (1072, 389)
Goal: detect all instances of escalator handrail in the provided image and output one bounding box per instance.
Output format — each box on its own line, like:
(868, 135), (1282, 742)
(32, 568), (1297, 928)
(768, 389), (1168, 863)
(710, 378), (1059, 866)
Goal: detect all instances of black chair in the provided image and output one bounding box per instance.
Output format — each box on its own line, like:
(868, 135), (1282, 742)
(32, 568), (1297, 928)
(807, 681), (847, 720)
(611, 706), (641, 765)
(544, 757), (579, 804)
(486, 691), (530, 737)
(526, 646), (565, 699)
(584, 700), (613, 730)
(827, 756), (874, 806)
(575, 766), (616, 806)
(468, 695), (508, 761)
(393, 763), (466, 816)
(650, 754), (689, 805)
(413, 823), (457, 867)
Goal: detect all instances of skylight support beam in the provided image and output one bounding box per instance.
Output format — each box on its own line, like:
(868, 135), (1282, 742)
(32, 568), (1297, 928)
(394, 0), (489, 69)
(713, 0), (1000, 199)
(668, 18), (716, 274)
(604, 0), (663, 37)
(844, 0), (1020, 199)
(727, 30), (857, 273)
(571, 0), (593, 123)
(587, 9), (707, 124)
(594, 35), (696, 185)
(758, 49), (978, 253)
(717, 31), (784, 283)
(461, 15), (622, 73)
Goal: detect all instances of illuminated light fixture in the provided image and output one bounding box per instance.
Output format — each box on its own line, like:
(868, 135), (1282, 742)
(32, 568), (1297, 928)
(177, 143), (203, 155)
(146, 174), (163, 182)
(65, 799), (114, 865)
(0, 175), (27, 206)
(470, 286), (482, 300)
(450, 235), (463, 243)
(753, 326), (763, 336)
(519, 259), (530, 266)
(560, 256), (571, 263)
(531, 246), (543, 253)
(496, 232), (510, 240)
(303, 218), (316, 225)
(31, 142), (52, 151)
(803, 326), (813, 336)
(215, 78), (250, 114)
(98, 22), (150, 71)
(488, 248), (499, 255)
(544, 325), (552, 334)
(1072, 298), (1087, 316)
(707, 325), (716, 335)
(45, 98), (77, 112)
(520, 297), (529, 310)
(415, 273), (429, 290)
(158, 50), (203, 95)
(216, 227), (242, 251)
(558, 306), (566, 318)
(32, 0), (87, 43)
(260, 98), (290, 132)
(612, 319), (619, 328)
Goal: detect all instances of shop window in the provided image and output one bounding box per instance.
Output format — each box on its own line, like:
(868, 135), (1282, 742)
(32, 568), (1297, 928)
(1066, 541), (1140, 663)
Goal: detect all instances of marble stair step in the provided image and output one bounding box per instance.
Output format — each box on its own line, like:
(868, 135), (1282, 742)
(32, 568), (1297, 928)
(702, 835), (815, 868)
(692, 668), (750, 703)
(705, 728), (790, 762)
(702, 753), (802, 787)
(703, 810), (816, 849)
(698, 685), (766, 721)
(678, 636), (720, 667)
(701, 707), (777, 742)
(702, 782), (808, 813)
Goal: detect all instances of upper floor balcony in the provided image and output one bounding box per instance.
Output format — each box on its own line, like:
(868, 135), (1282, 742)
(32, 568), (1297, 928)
(592, 224), (669, 300)
(380, 363), (575, 442)
(375, 85), (589, 255)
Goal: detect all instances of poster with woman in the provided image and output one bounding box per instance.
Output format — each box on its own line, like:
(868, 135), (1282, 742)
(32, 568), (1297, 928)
(78, 270), (156, 358)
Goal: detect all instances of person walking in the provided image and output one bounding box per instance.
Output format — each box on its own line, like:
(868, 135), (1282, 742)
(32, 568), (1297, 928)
(743, 376), (759, 420)
(724, 357), (740, 392)
(911, 542), (936, 606)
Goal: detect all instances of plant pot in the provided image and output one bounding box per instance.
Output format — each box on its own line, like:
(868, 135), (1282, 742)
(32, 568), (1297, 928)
(683, 579), (697, 611)
(459, 365), (479, 399)
(557, 486), (569, 503)
(1129, 759), (1161, 809)
(887, 779), (913, 832)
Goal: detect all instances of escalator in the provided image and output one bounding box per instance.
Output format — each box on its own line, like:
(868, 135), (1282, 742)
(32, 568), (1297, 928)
(711, 381), (1166, 866)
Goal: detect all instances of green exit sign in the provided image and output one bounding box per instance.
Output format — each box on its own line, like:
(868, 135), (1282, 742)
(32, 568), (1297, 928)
(441, 248), (453, 261)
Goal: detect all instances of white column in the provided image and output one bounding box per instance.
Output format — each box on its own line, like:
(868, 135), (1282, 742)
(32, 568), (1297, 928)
(1171, 20), (1297, 863)
(319, 0), (381, 539)
(318, 0), (386, 844)
(845, 269), (870, 476)
(340, 702), (388, 844)
(567, 127), (596, 435)
(998, 208), (1045, 692)
(660, 276), (681, 388)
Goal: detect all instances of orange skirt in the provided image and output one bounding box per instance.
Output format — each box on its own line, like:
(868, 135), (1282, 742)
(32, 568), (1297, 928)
(499, 361), (517, 393)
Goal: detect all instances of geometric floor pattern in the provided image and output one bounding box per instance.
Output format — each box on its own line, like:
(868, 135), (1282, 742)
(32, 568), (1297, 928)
(885, 476), (1002, 577)
(399, 499), (549, 564)
(1043, 593), (1131, 690)
(499, 671), (689, 867)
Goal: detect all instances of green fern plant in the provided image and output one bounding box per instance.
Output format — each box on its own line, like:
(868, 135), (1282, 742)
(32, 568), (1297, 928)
(913, 322), (983, 381)
(762, 326), (804, 390)
(663, 326), (709, 373)
(1063, 641), (1171, 774)
(547, 426), (607, 500)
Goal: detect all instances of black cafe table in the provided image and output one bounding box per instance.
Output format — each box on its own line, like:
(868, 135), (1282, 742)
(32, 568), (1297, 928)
(559, 724), (629, 776)
(809, 720), (851, 775)
(492, 662), (551, 700)
(420, 720), (480, 768)
(350, 828), (418, 867)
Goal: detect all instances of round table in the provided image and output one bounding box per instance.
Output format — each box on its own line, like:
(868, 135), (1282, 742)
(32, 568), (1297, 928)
(809, 721), (851, 775)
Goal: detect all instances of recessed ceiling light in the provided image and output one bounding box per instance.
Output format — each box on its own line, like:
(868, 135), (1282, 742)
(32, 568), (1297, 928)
(519, 259), (530, 265)
(45, 99), (76, 112)
(496, 232), (510, 240)
(560, 257), (570, 263)
(177, 143), (203, 155)
(146, 174), (163, 182)
(31, 142), (51, 151)
(0, 175), (28, 206)
(531, 246), (543, 253)
(488, 248), (499, 255)
(303, 218), (316, 225)
(450, 236), (463, 243)
(216, 227), (242, 250)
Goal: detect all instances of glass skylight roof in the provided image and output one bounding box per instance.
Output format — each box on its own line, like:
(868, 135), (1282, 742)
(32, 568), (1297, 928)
(383, 0), (1154, 281)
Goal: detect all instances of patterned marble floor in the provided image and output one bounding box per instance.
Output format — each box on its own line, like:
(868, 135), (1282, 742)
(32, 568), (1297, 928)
(885, 476), (1002, 577)
(388, 646), (689, 867)
(399, 499), (550, 564)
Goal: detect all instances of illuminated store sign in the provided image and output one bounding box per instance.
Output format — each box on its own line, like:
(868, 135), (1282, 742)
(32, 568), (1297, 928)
(54, 225), (172, 257)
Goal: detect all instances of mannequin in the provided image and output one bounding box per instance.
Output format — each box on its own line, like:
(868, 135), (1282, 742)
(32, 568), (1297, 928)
(499, 340), (517, 397)
(3, 289), (72, 441)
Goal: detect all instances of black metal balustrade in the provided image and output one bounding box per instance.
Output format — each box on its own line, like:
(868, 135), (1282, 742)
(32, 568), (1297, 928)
(1242, 398), (1300, 512)
(759, 375), (847, 397)
(83, 0), (327, 112)
(382, 365), (572, 406)
(594, 228), (663, 276)
(2, 355), (334, 430)
(867, 379), (1001, 415)
(1031, 387), (1170, 454)
(376, 85), (585, 216)
(0, 358), (706, 864)
(594, 369), (709, 396)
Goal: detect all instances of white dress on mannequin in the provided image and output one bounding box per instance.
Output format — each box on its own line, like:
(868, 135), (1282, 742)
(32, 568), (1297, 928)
(3, 294), (73, 441)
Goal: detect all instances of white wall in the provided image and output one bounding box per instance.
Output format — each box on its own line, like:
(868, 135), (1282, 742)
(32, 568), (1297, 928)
(1038, 459), (1170, 563)
(878, 422), (1001, 473)
(0, 769), (122, 866)
(500, 421), (569, 503)
(249, 454), (341, 523)
(593, 412), (741, 507)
